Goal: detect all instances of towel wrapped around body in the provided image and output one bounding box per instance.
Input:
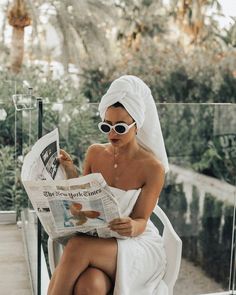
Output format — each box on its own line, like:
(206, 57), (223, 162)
(98, 75), (169, 293)
(110, 186), (168, 295)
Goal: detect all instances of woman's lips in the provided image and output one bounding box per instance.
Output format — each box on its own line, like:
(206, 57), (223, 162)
(110, 139), (120, 144)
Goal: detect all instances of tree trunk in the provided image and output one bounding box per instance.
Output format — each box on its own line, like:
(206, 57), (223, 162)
(10, 26), (24, 74)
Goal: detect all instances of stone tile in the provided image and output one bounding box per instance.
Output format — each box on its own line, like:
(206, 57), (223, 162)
(175, 258), (225, 295)
(0, 224), (32, 294)
(0, 288), (32, 295)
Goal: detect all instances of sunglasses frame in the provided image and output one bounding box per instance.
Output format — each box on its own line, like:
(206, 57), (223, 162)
(98, 121), (136, 135)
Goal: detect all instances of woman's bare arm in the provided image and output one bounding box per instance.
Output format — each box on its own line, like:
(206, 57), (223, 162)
(83, 144), (101, 175)
(58, 149), (78, 179)
(58, 144), (99, 178)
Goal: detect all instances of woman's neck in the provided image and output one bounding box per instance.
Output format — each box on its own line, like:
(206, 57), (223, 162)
(112, 139), (140, 160)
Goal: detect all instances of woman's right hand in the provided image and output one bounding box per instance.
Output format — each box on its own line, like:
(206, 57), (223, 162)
(58, 149), (78, 179)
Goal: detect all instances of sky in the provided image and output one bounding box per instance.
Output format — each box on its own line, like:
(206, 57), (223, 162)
(161, 0), (236, 29)
(215, 0), (236, 29)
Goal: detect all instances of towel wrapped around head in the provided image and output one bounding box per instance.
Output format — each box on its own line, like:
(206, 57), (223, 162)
(98, 75), (169, 173)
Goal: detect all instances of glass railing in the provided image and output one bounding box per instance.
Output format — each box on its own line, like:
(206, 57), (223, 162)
(0, 99), (235, 295)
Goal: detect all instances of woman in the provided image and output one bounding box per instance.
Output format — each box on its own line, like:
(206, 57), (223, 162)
(48, 75), (169, 295)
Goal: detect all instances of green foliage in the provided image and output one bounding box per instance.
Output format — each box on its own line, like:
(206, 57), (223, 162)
(160, 173), (233, 287)
(193, 138), (236, 184)
(159, 174), (188, 236)
(158, 103), (236, 184)
(55, 102), (105, 167)
(112, 44), (236, 103)
(190, 187), (200, 227)
(199, 194), (224, 281)
(0, 67), (89, 213)
(160, 104), (213, 164)
(0, 145), (28, 215)
(115, 0), (167, 42)
(220, 205), (234, 287)
(0, 146), (16, 210)
(0, 103), (15, 146)
(187, 186), (200, 263)
(79, 68), (113, 103)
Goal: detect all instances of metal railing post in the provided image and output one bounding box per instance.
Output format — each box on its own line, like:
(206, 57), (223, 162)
(37, 97), (43, 295)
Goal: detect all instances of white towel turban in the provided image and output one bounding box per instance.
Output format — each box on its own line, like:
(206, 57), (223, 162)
(98, 75), (169, 173)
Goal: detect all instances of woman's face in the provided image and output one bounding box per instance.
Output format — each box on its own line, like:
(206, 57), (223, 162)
(104, 106), (137, 147)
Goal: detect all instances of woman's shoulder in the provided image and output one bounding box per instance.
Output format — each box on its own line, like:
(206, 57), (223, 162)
(139, 147), (165, 175)
(86, 143), (110, 156)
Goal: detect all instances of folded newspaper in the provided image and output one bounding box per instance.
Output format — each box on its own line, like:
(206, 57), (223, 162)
(21, 129), (122, 239)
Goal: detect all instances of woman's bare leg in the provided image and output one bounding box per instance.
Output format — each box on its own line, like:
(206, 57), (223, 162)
(73, 267), (112, 295)
(47, 236), (117, 295)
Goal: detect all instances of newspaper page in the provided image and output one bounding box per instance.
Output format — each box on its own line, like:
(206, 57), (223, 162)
(21, 128), (65, 181)
(22, 173), (122, 239)
(21, 128), (123, 239)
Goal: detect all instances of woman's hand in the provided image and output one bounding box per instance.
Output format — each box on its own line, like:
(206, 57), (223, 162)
(58, 149), (78, 179)
(108, 217), (137, 237)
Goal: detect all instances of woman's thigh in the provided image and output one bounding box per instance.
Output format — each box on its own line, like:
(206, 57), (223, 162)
(64, 235), (118, 280)
(73, 267), (112, 295)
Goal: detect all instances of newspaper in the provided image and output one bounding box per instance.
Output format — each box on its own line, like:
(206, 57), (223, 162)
(21, 128), (65, 181)
(21, 129), (122, 239)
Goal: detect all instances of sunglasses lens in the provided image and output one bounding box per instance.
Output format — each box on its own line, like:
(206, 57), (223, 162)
(115, 125), (126, 134)
(100, 123), (111, 133)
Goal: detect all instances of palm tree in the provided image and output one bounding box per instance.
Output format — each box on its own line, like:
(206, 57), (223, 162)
(48, 0), (116, 72)
(6, 0), (116, 74)
(115, 0), (167, 52)
(8, 0), (31, 74)
(170, 0), (223, 47)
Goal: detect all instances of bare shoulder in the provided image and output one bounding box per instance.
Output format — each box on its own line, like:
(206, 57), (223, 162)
(86, 143), (109, 159)
(139, 148), (165, 181)
(83, 143), (109, 175)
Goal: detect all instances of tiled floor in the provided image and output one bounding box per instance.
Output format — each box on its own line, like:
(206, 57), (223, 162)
(0, 223), (228, 295)
(0, 224), (32, 295)
(175, 258), (225, 295)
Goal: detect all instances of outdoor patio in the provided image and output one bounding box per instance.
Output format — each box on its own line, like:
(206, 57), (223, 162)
(0, 217), (226, 295)
(0, 223), (31, 295)
(0, 0), (235, 294)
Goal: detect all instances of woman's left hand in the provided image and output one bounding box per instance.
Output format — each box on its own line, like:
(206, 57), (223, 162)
(108, 217), (136, 237)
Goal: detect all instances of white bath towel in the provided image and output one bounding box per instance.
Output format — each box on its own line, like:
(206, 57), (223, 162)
(98, 75), (169, 173)
(110, 186), (168, 295)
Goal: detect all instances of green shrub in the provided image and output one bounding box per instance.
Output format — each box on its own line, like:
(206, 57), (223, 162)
(0, 146), (16, 210)
(200, 194), (224, 281)
(187, 186), (200, 263)
(159, 174), (188, 237)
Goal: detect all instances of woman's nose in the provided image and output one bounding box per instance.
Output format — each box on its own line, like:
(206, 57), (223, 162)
(109, 129), (118, 137)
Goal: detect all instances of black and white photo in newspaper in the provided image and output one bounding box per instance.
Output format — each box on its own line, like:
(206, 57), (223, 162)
(21, 128), (65, 181)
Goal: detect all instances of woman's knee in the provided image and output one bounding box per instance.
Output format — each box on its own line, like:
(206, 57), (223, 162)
(60, 236), (87, 263)
(65, 236), (87, 250)
(73, 267), (112, 295)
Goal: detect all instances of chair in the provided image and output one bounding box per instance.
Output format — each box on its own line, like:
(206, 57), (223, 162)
(48, 237), (63, 274)
(48, 205), (182, 295)
(152, 205), (182, 295)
